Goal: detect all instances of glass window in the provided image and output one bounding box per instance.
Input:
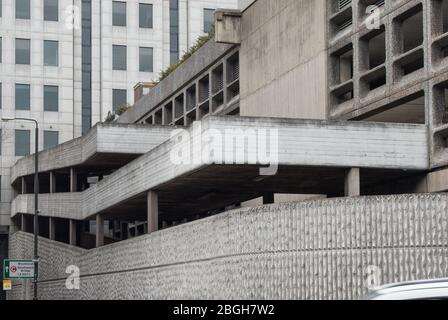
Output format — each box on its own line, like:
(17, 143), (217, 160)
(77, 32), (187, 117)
(44, 0), (58, 21)
(16, 38), (30, 65)
(113, 89), (127, 111)
(44, 40), (58, 66)
(112, 45), (127, 70)
(44, 131), (59, 149)
(16, 0), (30, 19)
(113, 1), (126, 26)
(15, 84), (30, 110)
(204, 8), (215, 33)
(15, 130), (30, 156)
(139, 47), (153, 72)
(81, 0), (92, 135)
(139, 3), (153, 28)
(0, 0), (2, 17)
(169, 0), (179, 64)
(44, 85), (59, 112)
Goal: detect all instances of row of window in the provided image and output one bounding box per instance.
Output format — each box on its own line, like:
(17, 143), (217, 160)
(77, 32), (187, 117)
(0, 38), (58, 66)
(0, 37), (154, 72)
(0, 83), (130, 112)
(113, 1), (153, 28)
(2, 0), (214, 33)
(112, 2), (215, 33)
(112, 45), (154, 72)
(0, 129), (59, 156)
(2, 0), (154, 29)
(1, 0), (59, 21)
(0, 83), (59, 111)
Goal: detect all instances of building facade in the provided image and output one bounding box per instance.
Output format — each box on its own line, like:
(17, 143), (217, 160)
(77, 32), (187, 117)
(3, 0), (448, 300)
(0, 0), (238, 254)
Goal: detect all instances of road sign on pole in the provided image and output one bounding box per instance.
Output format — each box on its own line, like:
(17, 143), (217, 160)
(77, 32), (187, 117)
(3, 260), (35, 279)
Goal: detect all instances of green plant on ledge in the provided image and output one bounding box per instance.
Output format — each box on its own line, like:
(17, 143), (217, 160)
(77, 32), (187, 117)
(157, 30), (215, 83)
(105, 103), (131, 122)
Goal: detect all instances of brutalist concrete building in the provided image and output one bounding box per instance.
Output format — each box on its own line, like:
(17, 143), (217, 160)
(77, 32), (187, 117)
(3, 0), (448, 300)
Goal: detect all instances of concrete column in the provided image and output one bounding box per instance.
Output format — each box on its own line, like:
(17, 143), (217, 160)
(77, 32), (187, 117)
(50, 171), (56, 193)
(49, 217), (56, 240)
(69, 220), (77, 246)
(21, 177), (27, 194)
(263, 194), (275, 205)
(10, 220), (20, 234)
(21, 214), (27, 232)
(113, 220), (120, 239)
(96, 215), (104, 247)
(70, 168), (77, 193)
(147, 191), (159, 234)
(120, 222), (128, 240)
(345, 168), (361, 197)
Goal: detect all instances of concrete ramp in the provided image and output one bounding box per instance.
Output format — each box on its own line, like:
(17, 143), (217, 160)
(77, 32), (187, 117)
(11, 116), (429, 221)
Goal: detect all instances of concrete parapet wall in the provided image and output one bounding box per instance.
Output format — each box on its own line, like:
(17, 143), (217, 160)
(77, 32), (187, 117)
(11, 124), (175, 182)
(7, 194), (448, 300)
(11, 194), (82, 220)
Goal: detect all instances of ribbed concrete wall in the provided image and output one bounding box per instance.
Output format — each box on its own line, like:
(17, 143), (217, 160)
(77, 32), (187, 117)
(7, 194), (448, 300)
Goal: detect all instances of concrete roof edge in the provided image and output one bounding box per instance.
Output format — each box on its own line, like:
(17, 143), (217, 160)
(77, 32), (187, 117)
(11, 124), (177, 183)
(204, 115), (429, 129)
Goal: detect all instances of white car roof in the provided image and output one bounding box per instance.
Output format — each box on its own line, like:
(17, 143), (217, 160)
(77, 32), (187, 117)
(366, 278), (448, 300)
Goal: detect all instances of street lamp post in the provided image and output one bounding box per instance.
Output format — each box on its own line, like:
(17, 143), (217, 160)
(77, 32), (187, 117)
(2, 117), (39, 300)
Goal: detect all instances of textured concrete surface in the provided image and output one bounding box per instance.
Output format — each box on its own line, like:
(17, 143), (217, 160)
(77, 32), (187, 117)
(326, 0), (448, 170)
(239, 0), (327, 120)
(215, 9), (242, 44)
(11, 116), (429, 220)
(427, 167), (448, 192)
(7, 193), (448, 300)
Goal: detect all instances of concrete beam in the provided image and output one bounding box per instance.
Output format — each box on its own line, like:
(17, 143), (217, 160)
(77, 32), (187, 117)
(70, 168), (77, 193)
(49, 217), (56, 240)
(113, 220), (120, 239)
(147, 191), (159, 234)
(345, 168), (361, 197)
(96, 215), (104, 248)
(120, 222), (128, 240)
(69, 220), (77, 246)
(21, 214), (27, 232)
